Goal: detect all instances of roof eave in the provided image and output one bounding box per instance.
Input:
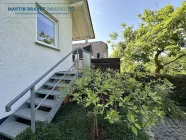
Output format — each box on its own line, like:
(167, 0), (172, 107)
(71, 0), (95, 41)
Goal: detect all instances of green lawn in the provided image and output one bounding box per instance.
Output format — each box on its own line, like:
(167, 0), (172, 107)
(0, 103), (149, 140)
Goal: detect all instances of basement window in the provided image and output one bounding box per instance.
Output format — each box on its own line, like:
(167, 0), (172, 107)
(36, 4), (59, 49)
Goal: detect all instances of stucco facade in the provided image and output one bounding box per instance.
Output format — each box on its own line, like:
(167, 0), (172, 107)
(0, 0), (73, 119)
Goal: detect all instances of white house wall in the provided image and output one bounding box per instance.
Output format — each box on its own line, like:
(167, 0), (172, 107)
(0, 0), (73, 119)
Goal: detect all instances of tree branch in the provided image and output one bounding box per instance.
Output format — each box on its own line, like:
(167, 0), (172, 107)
(163, 54), (186, 66)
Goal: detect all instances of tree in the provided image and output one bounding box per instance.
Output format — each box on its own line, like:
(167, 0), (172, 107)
(39, 31), (45, 38)
(109, 2), (186, 73)
(162, 53), (186, 74)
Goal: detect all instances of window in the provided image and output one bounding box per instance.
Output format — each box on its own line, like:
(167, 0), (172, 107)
(36, 8), (58, 49)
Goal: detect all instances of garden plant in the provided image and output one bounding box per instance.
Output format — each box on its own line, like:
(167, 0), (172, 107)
(64, 67), (174, 140)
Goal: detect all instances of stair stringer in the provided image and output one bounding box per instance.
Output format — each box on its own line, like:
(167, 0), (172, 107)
(45, 80), (75, 123)
(45, 96), (65, 123)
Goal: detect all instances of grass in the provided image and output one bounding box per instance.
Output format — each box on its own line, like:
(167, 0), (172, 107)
(0, 103), (150, 140)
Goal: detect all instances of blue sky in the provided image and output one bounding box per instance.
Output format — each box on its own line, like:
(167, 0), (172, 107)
(37, 11), (54, 38)
(74, 0), (184, 56)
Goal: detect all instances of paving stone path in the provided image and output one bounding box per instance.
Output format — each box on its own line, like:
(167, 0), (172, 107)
(151, 117), (186, 140)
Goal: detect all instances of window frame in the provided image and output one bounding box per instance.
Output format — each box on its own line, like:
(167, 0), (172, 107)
(35, 3), (59, 50)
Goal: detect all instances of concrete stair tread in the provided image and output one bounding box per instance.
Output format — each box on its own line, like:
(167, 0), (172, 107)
(44, 82), (69, 88)
(0, 121), (29, 139)
(14, 108), (49, 122)
(50, 75), (75, 80)
(56, 71), (78, 75)
(36, 89), (61, 96)
(26, 97), (56, 108)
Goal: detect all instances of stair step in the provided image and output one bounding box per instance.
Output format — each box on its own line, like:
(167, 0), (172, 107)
(44, 82), (69, 88)
(26, 97), (56, 108)
(0, 70), (77, 139)
(0, 121), (29, 139)
(14, 108), (49, 122)
(36, 89), (61, 96)
(50, 75), (75, 80)
(56, 71), (78, 75)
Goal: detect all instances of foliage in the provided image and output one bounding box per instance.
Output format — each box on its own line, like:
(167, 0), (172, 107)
(162, 54), (186, 74)
(109, 2), (186, 73)
(163, 98), (186, 120)
(65, 68), (173, 136)
(134, 73), (186, 120)
(98, 109), (150, 140)
(144, 74), (186, 107)
(143, 50), (186, 74)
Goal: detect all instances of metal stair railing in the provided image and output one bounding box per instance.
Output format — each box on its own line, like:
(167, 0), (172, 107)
(5, 47), (92, 132)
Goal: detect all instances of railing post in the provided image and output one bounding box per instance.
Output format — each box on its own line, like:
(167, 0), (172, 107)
(90, 53), (91, 69)
(76, 49), (79, 77)
(31, 86), (35, 133)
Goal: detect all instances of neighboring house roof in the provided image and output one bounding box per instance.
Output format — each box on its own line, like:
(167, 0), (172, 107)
(73, 41), (108, 58)
(70, 0), (95, 41)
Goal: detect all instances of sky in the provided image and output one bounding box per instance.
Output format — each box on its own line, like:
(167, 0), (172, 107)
(73, 0), (184, 56)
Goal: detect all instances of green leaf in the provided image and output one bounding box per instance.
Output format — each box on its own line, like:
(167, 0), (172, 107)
(85, 101), (91, 107)
(135, 123), (141, 129)
(127, 112), (135, 123)
(131, 126), (138, 135)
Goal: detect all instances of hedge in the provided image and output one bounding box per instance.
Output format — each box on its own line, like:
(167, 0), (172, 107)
(144, 74), (186, 107)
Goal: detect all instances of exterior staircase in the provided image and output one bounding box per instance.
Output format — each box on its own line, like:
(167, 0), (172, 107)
(0, 47), (91, 139)
(0, 71), (77, 139)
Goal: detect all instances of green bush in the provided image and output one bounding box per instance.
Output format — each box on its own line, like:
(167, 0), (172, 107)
(98, 110), (150, 140)
(137, 73), (186, 120)
(145, 74), (186, 106)
(67, 68), (174, 136)
(161, 74), (186, 107)
(163, 98), (186, 120)
(100, 120), (149, 140)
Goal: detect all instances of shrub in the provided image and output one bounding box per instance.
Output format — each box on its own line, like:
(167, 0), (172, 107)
(163, 98), (186, 120)
(141, 74), (186, 119)
(98, 109), (150, 140)
(143, 74), (186, 106)
(65, 68), (173, 138)
(157, 74), (186, 107)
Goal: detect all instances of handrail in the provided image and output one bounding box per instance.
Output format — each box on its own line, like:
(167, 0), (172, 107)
(5, 46), (92, 133)
(5, 47), (81, 112)
(35, 64), (74, 111)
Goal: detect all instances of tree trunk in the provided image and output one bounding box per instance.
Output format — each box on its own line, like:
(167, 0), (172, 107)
(155, 65), (163, 73)
(91, 115), (98, 140)
(154, 50), (164, 74)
